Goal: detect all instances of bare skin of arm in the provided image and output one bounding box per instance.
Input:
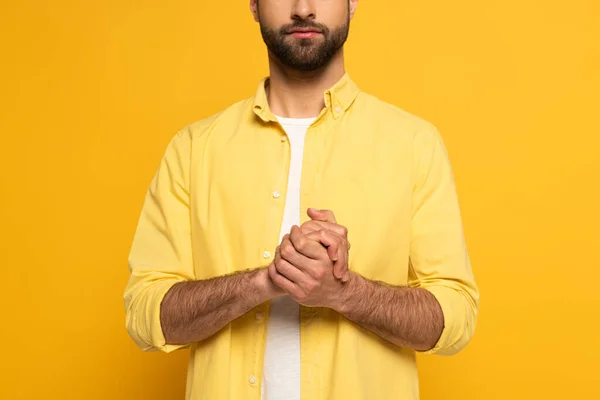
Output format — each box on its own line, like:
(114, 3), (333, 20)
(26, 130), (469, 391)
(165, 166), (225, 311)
(335, 273), (444, 351)
(160, 267), (282, 345)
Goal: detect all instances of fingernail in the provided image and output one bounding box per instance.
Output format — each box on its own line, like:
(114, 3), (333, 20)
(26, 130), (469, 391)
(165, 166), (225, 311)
(308, 207), (317, 213)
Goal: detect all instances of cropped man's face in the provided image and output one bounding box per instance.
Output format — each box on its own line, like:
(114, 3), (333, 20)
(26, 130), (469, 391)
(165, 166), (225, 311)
(251, 0), (355, 71)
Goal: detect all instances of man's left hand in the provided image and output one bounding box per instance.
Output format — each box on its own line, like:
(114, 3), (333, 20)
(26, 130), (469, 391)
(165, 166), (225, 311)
(268, 225), (350, 309)
(301, 208), (351, 282)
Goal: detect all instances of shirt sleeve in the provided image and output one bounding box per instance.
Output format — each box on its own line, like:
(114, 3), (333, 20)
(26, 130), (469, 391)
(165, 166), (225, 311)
(123, 127), (195, 353)
(409, 125), (480, 356)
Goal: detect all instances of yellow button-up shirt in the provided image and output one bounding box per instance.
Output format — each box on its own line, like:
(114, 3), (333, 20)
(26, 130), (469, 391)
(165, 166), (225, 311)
(124, 73), (479, 400)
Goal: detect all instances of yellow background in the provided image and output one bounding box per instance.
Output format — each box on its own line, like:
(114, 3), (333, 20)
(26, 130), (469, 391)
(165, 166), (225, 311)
(1, 0), (599, 398)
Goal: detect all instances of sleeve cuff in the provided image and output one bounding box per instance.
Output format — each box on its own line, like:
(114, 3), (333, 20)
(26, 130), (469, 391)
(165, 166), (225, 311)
(420, 285), (470, 356)
(127, 279), (190, 353)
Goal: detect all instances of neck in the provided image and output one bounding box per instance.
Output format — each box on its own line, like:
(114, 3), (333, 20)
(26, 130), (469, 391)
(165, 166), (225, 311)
(266, 49), (346, 118)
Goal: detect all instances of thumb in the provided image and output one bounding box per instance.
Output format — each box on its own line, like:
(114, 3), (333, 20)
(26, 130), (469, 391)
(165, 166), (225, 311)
(307, 207), (337, 223)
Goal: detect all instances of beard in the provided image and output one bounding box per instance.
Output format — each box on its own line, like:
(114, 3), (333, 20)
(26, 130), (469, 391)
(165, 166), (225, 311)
(259, 18), (350, 71)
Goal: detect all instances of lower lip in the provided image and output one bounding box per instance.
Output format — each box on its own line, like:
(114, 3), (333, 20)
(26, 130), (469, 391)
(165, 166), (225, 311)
(290, 31), (321, 38)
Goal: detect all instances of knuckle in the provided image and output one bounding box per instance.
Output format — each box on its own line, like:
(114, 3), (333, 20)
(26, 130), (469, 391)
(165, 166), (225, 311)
(303, 221), (315, 229)
(341, 226), (348, 237)
(296, 237), (307, 251)
(281, 243), (294, 258)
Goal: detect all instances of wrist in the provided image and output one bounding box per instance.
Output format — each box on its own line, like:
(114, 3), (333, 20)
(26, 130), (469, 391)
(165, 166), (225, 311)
(332, 270), (363, 314)
(253, 266), (283, 302)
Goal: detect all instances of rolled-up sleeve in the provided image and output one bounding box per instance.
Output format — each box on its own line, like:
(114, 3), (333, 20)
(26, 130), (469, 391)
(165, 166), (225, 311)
(409, 125), (480, 356)
(123, 127), (195, 353)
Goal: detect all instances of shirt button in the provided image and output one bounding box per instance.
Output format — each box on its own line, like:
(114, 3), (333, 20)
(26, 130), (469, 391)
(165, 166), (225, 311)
(334, 105), (342, 113)
(281, 136), (287, 142)
(272, 191), (280, 199)
(256, 312), (263, 320)
(263, 251), (271, 259)
(249, 375), (257, 384)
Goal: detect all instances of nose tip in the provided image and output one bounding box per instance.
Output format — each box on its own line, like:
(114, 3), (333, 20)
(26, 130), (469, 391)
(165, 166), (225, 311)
(292, 0), (316, 20)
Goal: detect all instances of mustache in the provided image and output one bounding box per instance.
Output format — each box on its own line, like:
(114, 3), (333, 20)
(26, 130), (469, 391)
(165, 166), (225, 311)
(280, 21), (329, 34)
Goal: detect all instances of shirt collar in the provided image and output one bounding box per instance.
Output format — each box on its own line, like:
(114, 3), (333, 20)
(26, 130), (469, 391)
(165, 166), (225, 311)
(252, 72), (361, 122)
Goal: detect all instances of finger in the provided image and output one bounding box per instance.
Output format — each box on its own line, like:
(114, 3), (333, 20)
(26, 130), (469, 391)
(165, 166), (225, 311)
(334, 248), (348, 281)
(305, 229), (344, 257)
(301, 220), (349, 243)
(268, 257), (301, 296)
(340, 243), (350, 282)
(279, 234), (320, 272)
(342, 270), (350, 283)
(305, 229), (339, 260)
(300, 223), (318, 235)
(288, 225), (328, 260)
(307, 208), (337, 224)
(305, 229), (348, 280)
(319, 230), (346, 280)
(274, 252), (308, 285)
(301, 221), (350, 251)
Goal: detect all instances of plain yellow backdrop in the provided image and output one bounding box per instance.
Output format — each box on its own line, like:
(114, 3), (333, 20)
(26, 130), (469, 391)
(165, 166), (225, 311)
(1, 0), (599, 399)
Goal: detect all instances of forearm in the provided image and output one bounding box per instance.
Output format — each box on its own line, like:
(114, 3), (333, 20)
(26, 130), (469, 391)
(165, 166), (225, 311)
(335, 272), (444, 351)
(160, 267), (275, 345)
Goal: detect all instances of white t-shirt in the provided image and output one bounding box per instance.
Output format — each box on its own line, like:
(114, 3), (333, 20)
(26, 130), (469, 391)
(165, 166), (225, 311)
(261, 115), (316, 400)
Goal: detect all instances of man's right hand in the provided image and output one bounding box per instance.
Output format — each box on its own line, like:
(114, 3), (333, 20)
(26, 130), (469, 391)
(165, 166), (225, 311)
(259, 264), (286, 298)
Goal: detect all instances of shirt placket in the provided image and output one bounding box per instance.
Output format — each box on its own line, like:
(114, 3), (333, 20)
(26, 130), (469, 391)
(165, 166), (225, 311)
(299, 120), (328, 400)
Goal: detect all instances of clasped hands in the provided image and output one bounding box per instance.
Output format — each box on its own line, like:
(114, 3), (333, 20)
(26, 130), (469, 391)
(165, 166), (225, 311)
(267, 207), (352, 309)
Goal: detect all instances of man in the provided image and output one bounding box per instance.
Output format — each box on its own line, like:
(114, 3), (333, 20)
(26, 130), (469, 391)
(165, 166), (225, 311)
(124, 0), (479, 399)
